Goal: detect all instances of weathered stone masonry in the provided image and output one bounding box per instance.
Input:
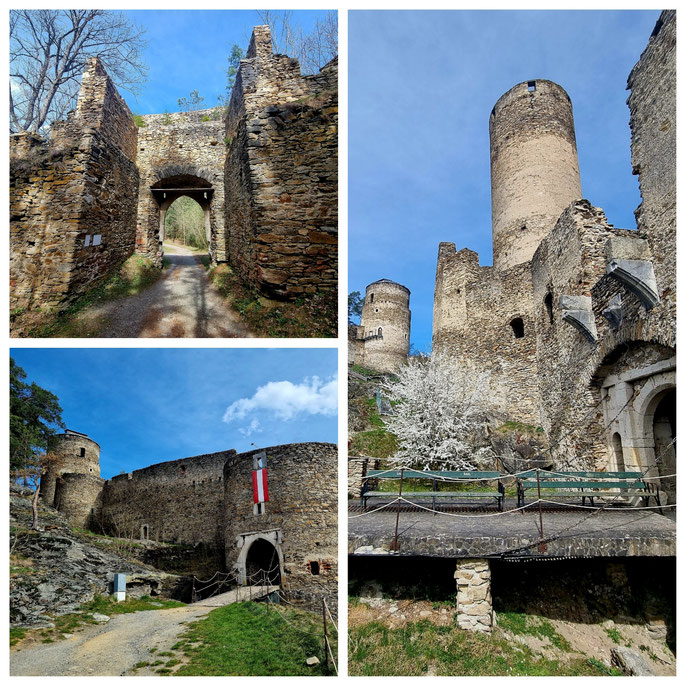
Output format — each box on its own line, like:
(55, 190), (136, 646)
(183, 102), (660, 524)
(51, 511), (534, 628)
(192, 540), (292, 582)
(432, 12), (676, 495)
(349, 279), (411, 373)
(10, 25), (338, 318)
(41, 432), (338, 611)
(10, 57), (139, 313)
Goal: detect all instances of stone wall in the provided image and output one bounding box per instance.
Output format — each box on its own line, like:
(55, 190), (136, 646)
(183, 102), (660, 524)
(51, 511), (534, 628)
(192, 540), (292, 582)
(100, 450), (234, 548)
(11, 26), (338, 321)
(432, 12), (676, 472)
(433, 246), (540, 425)
(134, 110), (226, 265)
(41, 432), (101, 507)
(626, 10), (676, 352)
(354, 280), (411, 373)
(490, 80), (582, 271)
(10, 58), (139, 319)
(225, 27), (338, 298)
(54, 473), (105, 530)
(455, 559), (493, 632)
(224, 443), (338, 610)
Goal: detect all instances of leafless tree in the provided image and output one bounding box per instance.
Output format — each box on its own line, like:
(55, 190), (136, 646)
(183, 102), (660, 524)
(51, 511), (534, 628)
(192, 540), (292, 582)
(257, 10), (337, 74)
(13, 450), (63, 530)
(10, 9), (147, 134)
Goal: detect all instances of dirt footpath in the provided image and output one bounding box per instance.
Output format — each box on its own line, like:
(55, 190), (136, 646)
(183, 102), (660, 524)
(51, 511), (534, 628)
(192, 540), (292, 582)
(82, 244), (253, 338)
(10, 587), (276, 677)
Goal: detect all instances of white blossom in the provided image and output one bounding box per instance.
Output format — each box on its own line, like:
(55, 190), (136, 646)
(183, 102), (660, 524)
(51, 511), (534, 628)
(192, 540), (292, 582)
(384, 354), (494, 471)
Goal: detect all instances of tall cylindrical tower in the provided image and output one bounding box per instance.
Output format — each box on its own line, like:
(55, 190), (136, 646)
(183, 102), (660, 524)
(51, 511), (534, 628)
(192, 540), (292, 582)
(41, 430), (101, 506)
(359, 279), (411, 373)
(490, 79), (582, 271)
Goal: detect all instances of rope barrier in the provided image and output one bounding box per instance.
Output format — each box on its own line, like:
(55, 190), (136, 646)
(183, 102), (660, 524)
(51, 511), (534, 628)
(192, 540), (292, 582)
(538, 500), (676, 511)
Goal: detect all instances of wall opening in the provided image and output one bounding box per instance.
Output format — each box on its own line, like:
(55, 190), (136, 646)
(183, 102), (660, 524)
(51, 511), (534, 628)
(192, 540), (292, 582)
(245, 538), (281, 585)
(528, 81), (536, 92)
(611, 432), (625, 471)
(370, 293), (374, 303)
(652, 389), (676, 505)
(309, 560), (320, 575)
(510, 317), (525, 338)
(148, 173), (214, 262)
(141, 524), (149, 540)
(164, 196), (209, 252)
(544, 292), (554, 325)
(80, 448), (86, 457)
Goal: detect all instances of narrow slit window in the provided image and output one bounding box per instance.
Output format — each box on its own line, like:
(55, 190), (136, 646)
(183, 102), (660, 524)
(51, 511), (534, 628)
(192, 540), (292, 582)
(310, 561), (320, 575)
(80, 448), (86, 457)
(528, 81), (536, 92)
(545, 292), (554, 325)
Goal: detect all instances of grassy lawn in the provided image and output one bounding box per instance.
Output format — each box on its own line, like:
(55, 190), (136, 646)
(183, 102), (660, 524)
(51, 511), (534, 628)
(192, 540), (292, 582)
(207, 263), (336, 338)
(164, 601), (336, 676)
(348, 620), (621, 676)
(11, 595), (185, 647)
(13, 255), (162, 337)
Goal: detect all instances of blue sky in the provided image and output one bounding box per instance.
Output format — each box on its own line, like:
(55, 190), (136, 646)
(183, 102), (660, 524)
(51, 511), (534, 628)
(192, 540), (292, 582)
(118, 10), (332, 114)
(11, 349), (337, 479)
(349, 9), (661, 353)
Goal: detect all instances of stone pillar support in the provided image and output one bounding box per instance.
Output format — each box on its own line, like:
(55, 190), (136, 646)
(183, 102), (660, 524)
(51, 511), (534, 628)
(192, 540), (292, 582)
(454, 558), (493, 632)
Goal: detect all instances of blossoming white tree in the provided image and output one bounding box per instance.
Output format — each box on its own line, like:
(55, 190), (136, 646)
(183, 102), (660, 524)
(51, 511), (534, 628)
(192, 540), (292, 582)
(384, 354), (494, 471)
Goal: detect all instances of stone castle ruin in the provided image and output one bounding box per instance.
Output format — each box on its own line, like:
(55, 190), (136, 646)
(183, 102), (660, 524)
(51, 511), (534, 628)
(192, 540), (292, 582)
(349, 279), (411, 373)
(10, 26), (337, 318)
(432, 11), (675, 497)
(42, 429), (337, 610)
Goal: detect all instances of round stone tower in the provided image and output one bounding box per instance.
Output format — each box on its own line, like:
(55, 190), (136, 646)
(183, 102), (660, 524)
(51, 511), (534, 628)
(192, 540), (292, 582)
(359, 279), (411, 373)
(41, 429), (101, 506)
(490, 79), (582, 271)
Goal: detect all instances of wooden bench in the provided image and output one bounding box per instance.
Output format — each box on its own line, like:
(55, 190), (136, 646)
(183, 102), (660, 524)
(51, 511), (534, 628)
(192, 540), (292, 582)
(361, 469), (505, 511)
(516, 470), (657, 508)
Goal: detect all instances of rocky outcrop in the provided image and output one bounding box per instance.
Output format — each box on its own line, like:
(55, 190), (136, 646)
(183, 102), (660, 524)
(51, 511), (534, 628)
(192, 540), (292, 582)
(10, 491), (184, 627)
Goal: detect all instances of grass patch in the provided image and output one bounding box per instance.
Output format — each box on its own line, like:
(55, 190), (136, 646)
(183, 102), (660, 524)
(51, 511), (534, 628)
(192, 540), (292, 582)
(496, 421), (545, 436)
(351, 429), (398, 460)
(10, 628), (27, 647)
(498, 612), (572, 652)
(349, 620), (615, 676)
(174, 601), (335, 676)
(604, 627), (623, 644)
(208, 263), (336, 337)
(18, 255), (162, 337)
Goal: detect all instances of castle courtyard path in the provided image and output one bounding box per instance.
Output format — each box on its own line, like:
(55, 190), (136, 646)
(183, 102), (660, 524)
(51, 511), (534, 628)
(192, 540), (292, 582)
(81, 243), (254, 338)
(10, 586), (277, 676)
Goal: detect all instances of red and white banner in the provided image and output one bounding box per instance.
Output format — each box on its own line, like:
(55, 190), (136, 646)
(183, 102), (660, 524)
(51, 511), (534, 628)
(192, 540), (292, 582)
(252, 468), (269, 504)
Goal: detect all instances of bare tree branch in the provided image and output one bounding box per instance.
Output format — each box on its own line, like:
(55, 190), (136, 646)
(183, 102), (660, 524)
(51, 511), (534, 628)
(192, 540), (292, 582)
(257, 10), (337, 75)
(10, 9), (147, 134)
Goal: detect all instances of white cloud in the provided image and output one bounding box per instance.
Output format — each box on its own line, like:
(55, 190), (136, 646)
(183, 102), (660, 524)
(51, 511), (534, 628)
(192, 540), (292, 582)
(238, 418), (262, 437)
(224, 375), (338, 423)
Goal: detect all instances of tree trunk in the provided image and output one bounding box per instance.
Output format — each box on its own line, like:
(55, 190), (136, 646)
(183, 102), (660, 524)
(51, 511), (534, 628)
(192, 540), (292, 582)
(31, 484), (41, 530)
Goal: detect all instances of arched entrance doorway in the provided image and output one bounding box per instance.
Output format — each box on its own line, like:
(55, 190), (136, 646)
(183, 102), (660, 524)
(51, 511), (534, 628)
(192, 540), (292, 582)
(136, 165), (220, 266)
(645, 388), (676, 506)
(151, 174), (213, 251)
(235, 529), (284, 586)
(245, 538), (282, 586)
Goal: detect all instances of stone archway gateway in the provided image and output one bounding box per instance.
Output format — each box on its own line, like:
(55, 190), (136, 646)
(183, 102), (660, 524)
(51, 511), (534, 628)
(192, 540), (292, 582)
(235, 529), (284, 586)
(9, 25), (337, 319)
(137, 164), (219, 262)
(599, 349), (676, 504)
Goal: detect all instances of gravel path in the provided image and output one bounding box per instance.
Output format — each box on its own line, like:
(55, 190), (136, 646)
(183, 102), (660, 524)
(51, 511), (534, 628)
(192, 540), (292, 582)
(10, 586), (277, 677)
(84, 244), (253, 338)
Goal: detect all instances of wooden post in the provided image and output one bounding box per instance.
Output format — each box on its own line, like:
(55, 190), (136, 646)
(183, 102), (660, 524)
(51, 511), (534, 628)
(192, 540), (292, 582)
(391, 468), (404, 551)
(322, 597), (329, 671)
(536, 468), (546, 553)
